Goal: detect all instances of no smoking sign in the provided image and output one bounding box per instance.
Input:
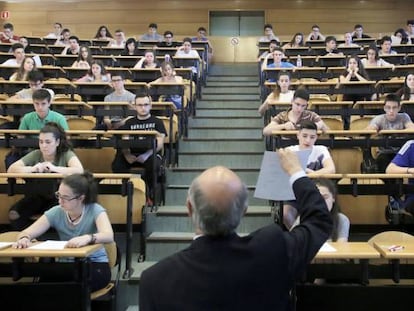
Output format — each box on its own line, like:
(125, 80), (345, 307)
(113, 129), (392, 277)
(230, 37), (239, 46)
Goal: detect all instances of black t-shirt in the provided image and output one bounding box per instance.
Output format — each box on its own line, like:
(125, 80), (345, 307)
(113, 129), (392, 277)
(157, 41), (180, 48)
(119, 115), (167, 154)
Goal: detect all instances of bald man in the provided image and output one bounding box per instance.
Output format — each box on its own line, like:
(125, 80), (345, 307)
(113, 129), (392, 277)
(139, 149), (333, 311)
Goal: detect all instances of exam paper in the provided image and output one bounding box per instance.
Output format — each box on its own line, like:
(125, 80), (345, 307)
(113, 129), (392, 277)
(28, 240), (68, 250)
(254, 150), (311, 201)
(319, 242), (337, 252)
(0, 242), (13, 250)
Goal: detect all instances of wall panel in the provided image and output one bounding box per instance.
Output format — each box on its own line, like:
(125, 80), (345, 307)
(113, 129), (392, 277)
(0, 0), (413, 62)
(0, 0), (412, 39)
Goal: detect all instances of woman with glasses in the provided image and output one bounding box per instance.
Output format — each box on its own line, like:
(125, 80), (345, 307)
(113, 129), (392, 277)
(14, 171), (114, 292)
(7, 122), (83, 230)
(361, 45), (393, 67)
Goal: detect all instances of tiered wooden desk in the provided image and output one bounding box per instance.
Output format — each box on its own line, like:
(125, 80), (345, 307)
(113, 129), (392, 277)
(0, 243), (101, 310)
(0, 172), (137, 278)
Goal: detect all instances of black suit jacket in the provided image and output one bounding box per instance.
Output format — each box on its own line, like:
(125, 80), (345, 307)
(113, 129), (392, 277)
(139, 176), (332, 311)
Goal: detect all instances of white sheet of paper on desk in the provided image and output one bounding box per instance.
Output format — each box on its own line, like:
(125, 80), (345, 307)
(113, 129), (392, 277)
(0, 242), (13, 250)
(28, 240), (68, 250)
(254, 150), (311, 201)
(319, 242), (337, 252)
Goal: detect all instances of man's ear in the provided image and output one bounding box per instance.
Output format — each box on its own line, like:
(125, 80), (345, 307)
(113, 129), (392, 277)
(186, 198), (193, 217)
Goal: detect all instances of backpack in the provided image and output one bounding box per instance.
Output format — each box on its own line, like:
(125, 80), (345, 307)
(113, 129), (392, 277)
(360, 148), (378, 173)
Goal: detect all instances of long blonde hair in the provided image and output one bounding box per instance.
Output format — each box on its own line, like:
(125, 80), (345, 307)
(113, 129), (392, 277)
(12, 56), (36, 81)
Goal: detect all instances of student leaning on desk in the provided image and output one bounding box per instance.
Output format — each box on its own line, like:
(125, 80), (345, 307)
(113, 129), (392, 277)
(14, 171), (114, 292)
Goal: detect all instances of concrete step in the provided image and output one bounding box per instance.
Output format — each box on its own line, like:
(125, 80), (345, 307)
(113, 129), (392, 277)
(129, 261), (157, 281)
(186, 127), (262, 139)
(179, 138), (264, 153)
(206, 81), (258, 87)
(188, 117), (263, 128)
(201, 94), (260, 101)
(145, 220), (272, 261)
(146, 205), (272, 234)
(178, 152), (263, 167)
(196, 100), (261, 109)
(202, 86), (260, 95)
(195, 109), (259, 118)
(144, 232), (194, 261)
(207, 75), (258, 82)
(209, 63), (258, 76)
(167, 167), (261, 184)
(166, 185), (267, 206)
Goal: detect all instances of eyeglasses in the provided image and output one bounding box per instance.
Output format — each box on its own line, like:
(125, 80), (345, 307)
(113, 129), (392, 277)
(165, 36), (172, 39)
(55, 191), (80, 202)
(111, 79), (123, 82)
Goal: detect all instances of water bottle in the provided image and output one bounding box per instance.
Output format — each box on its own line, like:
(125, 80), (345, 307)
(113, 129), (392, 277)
(165, 54), (171, 63)
(296, 55), (302, 67)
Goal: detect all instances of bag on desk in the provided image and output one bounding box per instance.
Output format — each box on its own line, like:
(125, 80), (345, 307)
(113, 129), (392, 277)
(360, 150), (378, 173)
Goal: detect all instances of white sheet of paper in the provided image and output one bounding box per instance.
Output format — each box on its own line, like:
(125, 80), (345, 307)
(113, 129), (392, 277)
(318, 242), (337, 252)
(254, 150), (311, 201)
(0, 242), (13, 250)
(28, 240), (68, 250)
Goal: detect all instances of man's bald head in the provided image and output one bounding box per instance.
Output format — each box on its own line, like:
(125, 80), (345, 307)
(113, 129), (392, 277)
(187, 166), (248, 236)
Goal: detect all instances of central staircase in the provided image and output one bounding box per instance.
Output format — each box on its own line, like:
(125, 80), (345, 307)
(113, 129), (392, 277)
(124, 63), (274, 310)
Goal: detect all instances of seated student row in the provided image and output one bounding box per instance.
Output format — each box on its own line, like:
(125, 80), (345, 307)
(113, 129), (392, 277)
(261, 70), (414, 128)
(0, 42), (201, 79)
(260, 48), (412, 82)
(2, 87), (167, 206)
(261, 84), (414, 169)
(260, 33), (413, 58)
(270, 117), (414, 233)
(1, 61), (186, 104)
(261, 70), (414, 107)
(0, 35), (203, 66)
